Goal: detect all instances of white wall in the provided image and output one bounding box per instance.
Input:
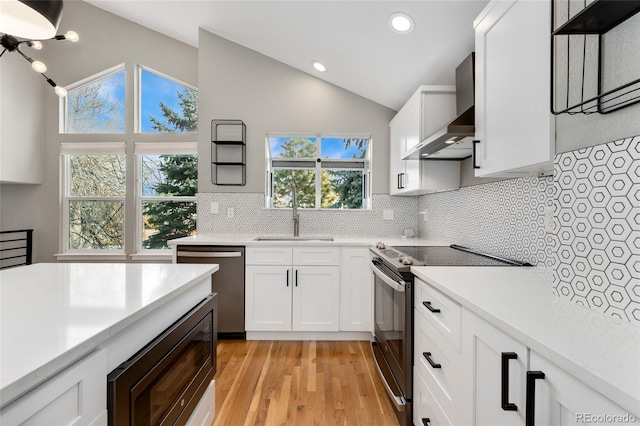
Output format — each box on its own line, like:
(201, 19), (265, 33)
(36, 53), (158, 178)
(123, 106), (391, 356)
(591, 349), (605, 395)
(0, 1), (198, 261)
(197, 29), (396, 194)
(0, 44), (43, 184)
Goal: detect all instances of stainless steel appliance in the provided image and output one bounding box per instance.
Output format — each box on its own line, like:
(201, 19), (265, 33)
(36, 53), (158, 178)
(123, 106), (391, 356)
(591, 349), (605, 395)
(176, 245), (245, 339)
(107, 294), (217, 426)
(369, 243), (530, 426)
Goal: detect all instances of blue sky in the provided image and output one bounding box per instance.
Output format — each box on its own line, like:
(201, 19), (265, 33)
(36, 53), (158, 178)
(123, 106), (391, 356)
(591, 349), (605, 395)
(140, 69), (191, 133)
(269, 137), (368, 159)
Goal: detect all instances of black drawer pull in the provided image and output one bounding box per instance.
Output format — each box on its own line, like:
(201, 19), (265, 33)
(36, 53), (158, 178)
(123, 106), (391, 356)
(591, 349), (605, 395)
(422, 301), (441, 313)
(501, 352), (518, 411)
(422, 352), (441, 369)
(525, 371), (545, 426)
(422, 419), (431, 426)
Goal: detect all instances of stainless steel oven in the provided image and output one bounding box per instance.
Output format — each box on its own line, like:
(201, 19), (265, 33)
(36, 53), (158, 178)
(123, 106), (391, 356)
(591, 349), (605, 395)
(370, 255), (413, 426)
(107, 294), (217, 426)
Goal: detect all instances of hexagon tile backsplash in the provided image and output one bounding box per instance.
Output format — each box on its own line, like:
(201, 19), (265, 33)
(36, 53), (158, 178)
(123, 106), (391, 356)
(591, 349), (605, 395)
(553, 136), (639, 324)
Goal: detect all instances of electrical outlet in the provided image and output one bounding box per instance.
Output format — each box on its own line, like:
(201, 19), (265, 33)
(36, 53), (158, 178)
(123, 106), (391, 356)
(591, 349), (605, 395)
(421, 209), (428, 222)
(210, 202), (219, 214)
(544, 206), (554, 233)
(227, 207), (235, 218)
(383, 209), (394, 220)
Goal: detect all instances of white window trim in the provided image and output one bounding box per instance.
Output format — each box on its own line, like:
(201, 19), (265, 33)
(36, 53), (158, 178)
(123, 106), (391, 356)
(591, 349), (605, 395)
(135, 142), (197, 253)
(59, 142), (127, 255)
(265, 134), (372, 210)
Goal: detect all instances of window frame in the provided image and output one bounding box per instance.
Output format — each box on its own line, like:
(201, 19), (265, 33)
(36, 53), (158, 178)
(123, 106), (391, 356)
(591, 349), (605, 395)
(265, 133), (372, 210)
(60, 142), (127, 256)
(134, 142), (198, 253)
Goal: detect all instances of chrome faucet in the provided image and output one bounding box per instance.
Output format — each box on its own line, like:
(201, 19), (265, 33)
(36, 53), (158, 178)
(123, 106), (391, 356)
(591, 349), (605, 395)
(291, 184), (299, 237)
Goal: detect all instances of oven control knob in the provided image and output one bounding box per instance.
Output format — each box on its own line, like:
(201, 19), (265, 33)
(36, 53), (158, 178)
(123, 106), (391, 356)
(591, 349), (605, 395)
(400, 256), (413, 265)
(375, 242), (386, 249)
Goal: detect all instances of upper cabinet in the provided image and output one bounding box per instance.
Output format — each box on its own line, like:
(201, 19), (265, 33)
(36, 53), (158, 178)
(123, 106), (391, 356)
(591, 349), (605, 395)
(389, 86), (460, 195)
(473, 0), (555, 178)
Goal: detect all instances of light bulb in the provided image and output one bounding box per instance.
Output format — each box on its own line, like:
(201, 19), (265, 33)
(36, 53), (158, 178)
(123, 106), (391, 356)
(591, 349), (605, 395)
(64, 31), (79, 42)
(28, 41), (43, 50)
(54, 86), (68, 97)
(389, 13), (415, 34)
(312, 61), (326, 72)
(31, 60), (47, 73)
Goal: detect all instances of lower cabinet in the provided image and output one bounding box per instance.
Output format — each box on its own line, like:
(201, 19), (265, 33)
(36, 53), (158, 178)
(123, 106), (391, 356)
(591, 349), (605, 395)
(245, 246), (341, 332)
(462, 309), (527, 426)
(528, 352), (629, 426)
(460, 309), (631, 425)
(0, 349), (107, 426)
(339, 247), (372, 332)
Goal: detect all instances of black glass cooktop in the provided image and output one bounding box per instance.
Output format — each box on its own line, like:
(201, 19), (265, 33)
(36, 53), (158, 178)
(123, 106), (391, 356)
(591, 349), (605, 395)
(389, 244), (531, 267)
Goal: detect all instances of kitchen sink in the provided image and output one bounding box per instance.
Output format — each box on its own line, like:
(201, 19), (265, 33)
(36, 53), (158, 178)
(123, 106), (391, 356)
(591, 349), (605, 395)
(253, 235), (334, 242)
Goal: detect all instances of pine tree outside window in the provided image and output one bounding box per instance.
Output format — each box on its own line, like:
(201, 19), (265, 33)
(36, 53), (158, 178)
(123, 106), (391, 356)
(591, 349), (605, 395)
(266, 134), (371, 209)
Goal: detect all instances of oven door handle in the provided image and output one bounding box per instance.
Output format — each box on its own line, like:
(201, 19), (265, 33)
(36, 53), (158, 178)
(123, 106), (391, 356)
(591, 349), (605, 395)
(371, 261), (405, 292)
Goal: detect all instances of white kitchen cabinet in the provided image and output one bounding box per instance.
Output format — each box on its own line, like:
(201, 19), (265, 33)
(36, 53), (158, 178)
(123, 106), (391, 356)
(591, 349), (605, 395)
(413, 277), (464, 425)
(528, 352), (630, 426)
(462, 309), (527, 426)
(0, 349), (107, 426)
(245, 265), (292, 331)
(245, 246), (339, 332)
(473, 0), (555, 177)
(339, 247), (372, 332)
(390, 86), (457, 195)
(414, 369), (453, 426)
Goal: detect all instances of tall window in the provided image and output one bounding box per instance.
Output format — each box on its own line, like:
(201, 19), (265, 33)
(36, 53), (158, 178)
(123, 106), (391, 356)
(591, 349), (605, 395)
(266, 135), (371, 209)
(64, 66), (126, 134)
(61, 143), (126, 252)
(136, 143), (197, 250)
(60, 64), (198, 257)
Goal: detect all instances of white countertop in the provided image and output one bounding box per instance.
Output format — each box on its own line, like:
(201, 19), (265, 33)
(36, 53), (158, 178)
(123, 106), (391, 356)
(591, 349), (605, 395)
(0, 262), (218, 407)
(169, 233), (449, 247)
(411, 265), (640, 416)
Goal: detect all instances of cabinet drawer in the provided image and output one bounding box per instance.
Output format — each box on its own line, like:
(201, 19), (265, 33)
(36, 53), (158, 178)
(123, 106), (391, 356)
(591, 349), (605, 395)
(246, 246), (292, 265)
(413, 369), (453, 426)
(293, 246), (340, 265)
(415, 278), (461, 351)
(414, 309), (461, 418)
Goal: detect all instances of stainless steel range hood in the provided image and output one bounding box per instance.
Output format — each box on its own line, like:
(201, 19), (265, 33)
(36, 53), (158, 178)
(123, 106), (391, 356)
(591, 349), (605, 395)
(403, 53), (475, 160)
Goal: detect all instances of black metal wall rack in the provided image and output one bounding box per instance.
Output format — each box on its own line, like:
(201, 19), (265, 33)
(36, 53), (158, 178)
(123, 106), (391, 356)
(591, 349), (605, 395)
(551, 0), (640, 115)
(211, 119), (246, 185)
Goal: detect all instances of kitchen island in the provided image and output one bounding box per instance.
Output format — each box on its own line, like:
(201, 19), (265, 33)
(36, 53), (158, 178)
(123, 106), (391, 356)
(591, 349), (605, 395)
(0, 262), (218, 425)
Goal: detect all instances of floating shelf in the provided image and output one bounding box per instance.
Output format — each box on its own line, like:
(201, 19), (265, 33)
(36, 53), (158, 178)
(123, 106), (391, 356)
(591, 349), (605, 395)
(553, 0), (640, 35)
(211, 120), (246, 186)
(551, 0), (640, 115)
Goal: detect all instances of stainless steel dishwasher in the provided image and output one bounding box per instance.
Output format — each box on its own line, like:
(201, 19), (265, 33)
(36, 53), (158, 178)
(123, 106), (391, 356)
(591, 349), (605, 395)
(176, 245), (245, 339)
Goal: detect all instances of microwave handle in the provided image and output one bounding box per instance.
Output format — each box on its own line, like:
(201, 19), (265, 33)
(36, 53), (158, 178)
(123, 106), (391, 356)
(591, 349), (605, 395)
(371, 261), (405, 292)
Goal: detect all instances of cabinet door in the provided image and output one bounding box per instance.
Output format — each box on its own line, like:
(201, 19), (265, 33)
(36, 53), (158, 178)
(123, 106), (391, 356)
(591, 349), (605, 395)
(389, 114), (406, 195)
(339, 247), (372, 332)
(403, 91), (421, 154)
(245, 265), (292, 331)
(462, 310), (527, 426)
(292, 266), (340, 331)
(528, 352), (632, 425)
(474, 0), (554, 177)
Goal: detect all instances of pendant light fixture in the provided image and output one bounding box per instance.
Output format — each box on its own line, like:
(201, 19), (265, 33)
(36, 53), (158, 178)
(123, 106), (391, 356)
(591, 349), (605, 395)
(0, 0), (77, 97)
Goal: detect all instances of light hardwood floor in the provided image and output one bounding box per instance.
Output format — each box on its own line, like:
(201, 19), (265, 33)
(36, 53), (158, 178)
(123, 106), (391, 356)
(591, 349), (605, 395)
(212, 340), (400, 426)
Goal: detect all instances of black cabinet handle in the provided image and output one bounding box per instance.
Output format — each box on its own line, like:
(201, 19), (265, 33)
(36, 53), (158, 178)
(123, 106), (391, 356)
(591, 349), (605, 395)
(397, 173), (401, 189)
(421, 419), (431, 426)
(422, 352), (441, 369)
(525, 371), (545, 426)
(286, 269), (289, 287)
(501, 352), (518, 411)
(422, 301), (441, 313)
(295, 269), (298, 287)
(472, 140), (480, 169)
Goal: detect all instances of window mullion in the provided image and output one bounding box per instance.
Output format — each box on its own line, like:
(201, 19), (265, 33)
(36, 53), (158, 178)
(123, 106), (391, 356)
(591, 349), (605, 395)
(316, 135), (322, 209)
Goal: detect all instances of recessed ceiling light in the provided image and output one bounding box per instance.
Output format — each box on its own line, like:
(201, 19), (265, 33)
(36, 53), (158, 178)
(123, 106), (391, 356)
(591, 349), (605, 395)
(312, 60), (326, 72)
(389, 12), (414, 34)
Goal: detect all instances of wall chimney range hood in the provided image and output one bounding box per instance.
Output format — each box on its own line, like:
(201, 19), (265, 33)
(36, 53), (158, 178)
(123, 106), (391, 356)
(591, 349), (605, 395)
(403, 53), (475, 160)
